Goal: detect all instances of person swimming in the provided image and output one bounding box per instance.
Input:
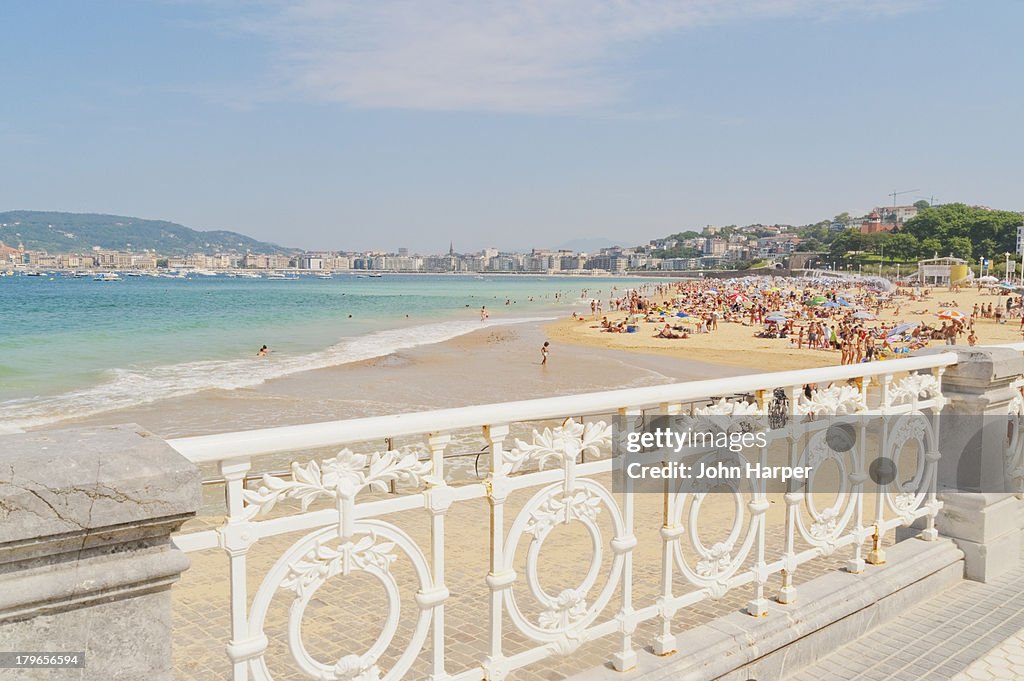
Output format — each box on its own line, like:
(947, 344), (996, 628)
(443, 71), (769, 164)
(257, 345), (269, 357)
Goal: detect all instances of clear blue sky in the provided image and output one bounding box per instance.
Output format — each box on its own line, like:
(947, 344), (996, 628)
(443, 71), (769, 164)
(1, 0), (1021, 252)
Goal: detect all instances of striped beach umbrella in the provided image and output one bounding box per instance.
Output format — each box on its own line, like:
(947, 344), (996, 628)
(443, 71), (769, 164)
(936, 310), (967, 323)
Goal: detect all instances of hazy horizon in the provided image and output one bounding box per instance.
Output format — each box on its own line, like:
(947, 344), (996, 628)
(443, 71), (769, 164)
(2, 0), (1022, 252)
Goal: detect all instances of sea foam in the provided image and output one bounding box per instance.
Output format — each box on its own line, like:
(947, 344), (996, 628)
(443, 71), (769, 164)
(0, 316), (552, 430)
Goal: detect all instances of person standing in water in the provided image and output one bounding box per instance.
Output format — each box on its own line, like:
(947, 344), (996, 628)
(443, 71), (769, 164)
(541, 341), (550, 365)
(480, 305), (489, 321)
(257, 345), (269, 357)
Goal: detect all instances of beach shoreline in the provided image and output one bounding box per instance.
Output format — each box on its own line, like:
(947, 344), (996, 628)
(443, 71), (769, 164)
(43, 318), (745, 440)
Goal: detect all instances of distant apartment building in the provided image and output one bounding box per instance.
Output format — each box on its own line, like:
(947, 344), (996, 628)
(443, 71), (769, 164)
(757, 235), (801, 257)
(1017, 224), (1024, 258)
(299, 255), (324, 270)
(584, 255), (627, 272)
(873, 205), (919, 224)
(703, 237), (727, 256)
(661, 258), (701, 270)
(560, 254), (587, 270)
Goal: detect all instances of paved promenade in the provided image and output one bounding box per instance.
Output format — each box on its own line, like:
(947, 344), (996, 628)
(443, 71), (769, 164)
(786, 546), (1024, 681)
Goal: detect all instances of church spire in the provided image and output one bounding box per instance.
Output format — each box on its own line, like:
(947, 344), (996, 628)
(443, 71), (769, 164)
(449, 241), (454, 256)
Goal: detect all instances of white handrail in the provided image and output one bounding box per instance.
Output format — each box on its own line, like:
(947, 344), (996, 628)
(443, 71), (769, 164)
(166, 352), (958, 463)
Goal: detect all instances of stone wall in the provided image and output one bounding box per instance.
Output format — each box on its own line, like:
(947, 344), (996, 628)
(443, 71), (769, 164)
(0, 424), (199, 680)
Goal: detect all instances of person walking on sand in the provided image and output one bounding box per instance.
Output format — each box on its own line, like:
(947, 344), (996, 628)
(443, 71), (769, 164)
(541, 341), (550, 366)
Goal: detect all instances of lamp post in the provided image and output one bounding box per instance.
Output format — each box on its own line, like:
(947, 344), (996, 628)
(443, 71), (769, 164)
(1006, 252), (1012, 284)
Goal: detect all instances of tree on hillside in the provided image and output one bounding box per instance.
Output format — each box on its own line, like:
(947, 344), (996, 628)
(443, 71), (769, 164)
(919, 238), (943, 258)
(947, 236), (973, 261)
(902, 203), (1022, 258)
(887, 233), (919, 261)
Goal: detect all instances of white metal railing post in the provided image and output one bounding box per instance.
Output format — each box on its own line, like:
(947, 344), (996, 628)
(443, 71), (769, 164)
(218, 457), (262, 681)
(778, 386), (801, 604)
(746, 435), (771, 617)
(847, 416), (868, 574)
(482, 423), (512, 681)
(922, 367), (947, 541)
(425, 432), (453, 681)
(612, 407), (641, 671)
(653, 402), (682, 656)
(868, 409), (890, 565)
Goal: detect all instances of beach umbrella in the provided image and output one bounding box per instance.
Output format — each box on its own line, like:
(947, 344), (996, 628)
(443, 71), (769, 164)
(979, 275), (998, 283)
(821, 301), (841, 308)
(806, 295), (827, 306)
(727, 292), (750, 302)
(936, 310), (967, 322)
(837, 298), (853, 307)
(852, 311), (875, 320)
(887, 322), (919, 337)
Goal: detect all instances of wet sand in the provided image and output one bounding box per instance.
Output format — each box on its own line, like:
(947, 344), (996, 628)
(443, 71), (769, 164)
(58, 321), (745, 440)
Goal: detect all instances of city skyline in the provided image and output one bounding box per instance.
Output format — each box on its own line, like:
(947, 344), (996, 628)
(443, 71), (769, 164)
(2, 1), (1023, 252)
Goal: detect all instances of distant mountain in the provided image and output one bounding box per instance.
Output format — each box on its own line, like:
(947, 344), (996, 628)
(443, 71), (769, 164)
(557, 237), (623, 252)
(0, 211), (296, 255)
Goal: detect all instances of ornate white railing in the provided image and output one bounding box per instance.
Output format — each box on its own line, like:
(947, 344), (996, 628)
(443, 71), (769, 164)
(169, 352), (958, 681)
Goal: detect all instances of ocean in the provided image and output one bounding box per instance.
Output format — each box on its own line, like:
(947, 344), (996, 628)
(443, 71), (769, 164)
(0, 273), (649, 430)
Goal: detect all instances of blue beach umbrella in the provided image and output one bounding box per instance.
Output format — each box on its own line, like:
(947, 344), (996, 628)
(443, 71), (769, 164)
(887, 322), (919, 338)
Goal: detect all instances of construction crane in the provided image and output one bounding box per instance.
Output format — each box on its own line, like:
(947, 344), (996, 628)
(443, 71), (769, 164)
(888, 188), (919, 210)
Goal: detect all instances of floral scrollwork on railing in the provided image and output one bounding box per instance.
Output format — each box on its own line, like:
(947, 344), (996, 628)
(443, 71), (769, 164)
(795, 384), (867, 416)
(884, 415), (933, 522)
(505, 419), (611, 475)
(694, 542), (733, 578)
(525, 487), (603, 538)
(695, 398), (761, 416)
(809, 507), (839, 540)
(241, 448), (435, 518)
(887, 373), (941, 406)
(539, 589), (588, 630)
(281, 533), (397, 599)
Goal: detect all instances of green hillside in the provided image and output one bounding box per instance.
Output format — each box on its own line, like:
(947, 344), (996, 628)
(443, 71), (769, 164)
(0, 211), (296, 255)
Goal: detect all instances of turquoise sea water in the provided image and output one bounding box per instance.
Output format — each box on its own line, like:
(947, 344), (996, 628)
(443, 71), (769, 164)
(0, 273), (646, 429)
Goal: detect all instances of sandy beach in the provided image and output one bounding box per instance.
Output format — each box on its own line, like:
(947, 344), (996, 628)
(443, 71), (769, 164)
(547, 280), (1024, 371)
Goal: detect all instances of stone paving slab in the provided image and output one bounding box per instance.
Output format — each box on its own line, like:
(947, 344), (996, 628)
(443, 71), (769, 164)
(786, 547), (1024, 681)
(951, 627), (1024, 681)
